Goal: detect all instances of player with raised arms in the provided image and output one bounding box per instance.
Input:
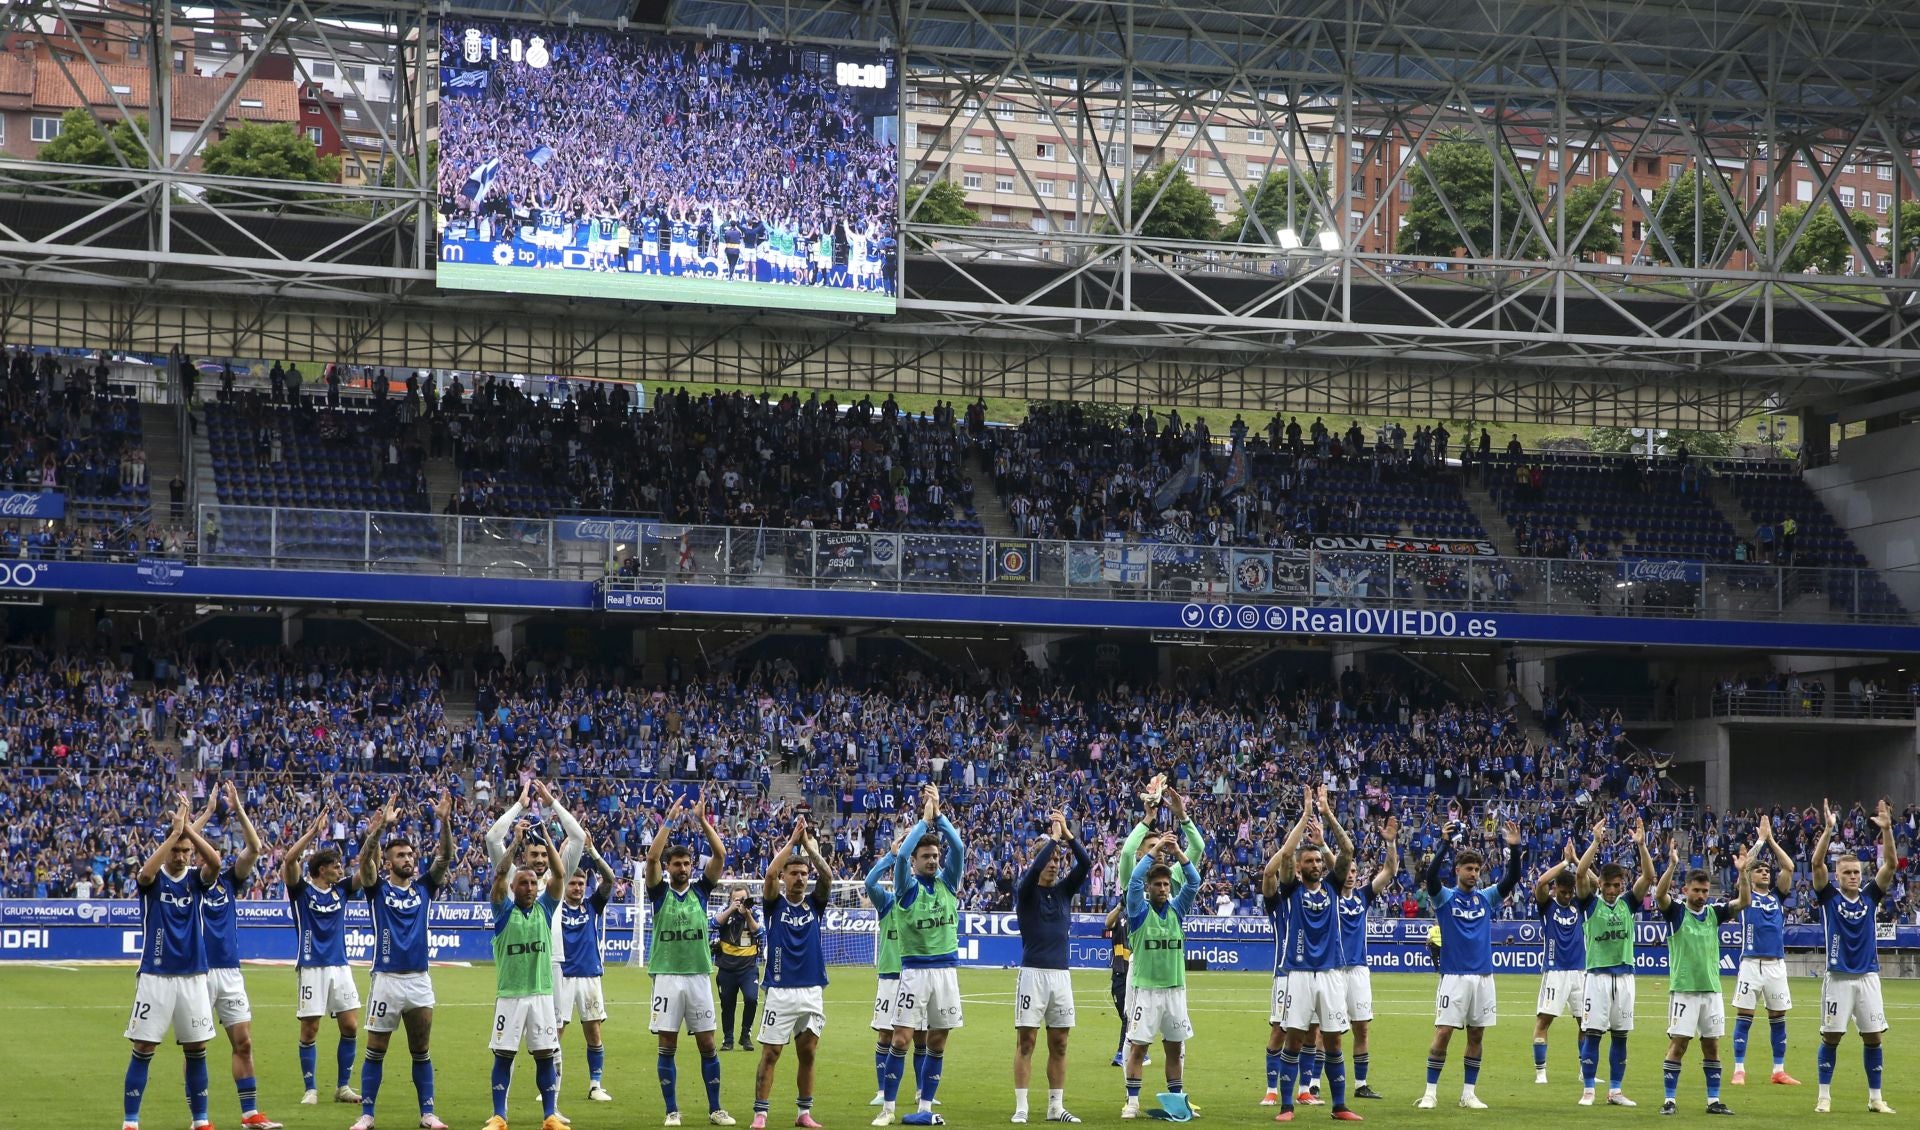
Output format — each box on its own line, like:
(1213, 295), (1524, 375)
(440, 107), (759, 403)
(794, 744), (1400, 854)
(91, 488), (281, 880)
(1529, 820), (1604, 1086)
(1653, 836), (1751, 1116)
(282, 809), (363, 1107)
(865, 826), (931, 1108)
(1731, 813), (1800, 1087)
(875, 784), (967, 1128)
(647, 793), (735, 1127)
(1334, 813), (1399, 1102)
(352, 790), (456, 1130)
(482, 821), (566, 1130)
(1810, 797), (1898, 1114)
(1120, 830), (1203, 1122)
(750, 816), (833, 1130)
(1011, 809), (1091, 1124)
(1118, 776), (1193, 1077)
(1416, 819), (1524, 1110)
(1576, 817), (1654, 1108)
(1270, 786), (1358, 1123)
(122, 795), (223, 1130)
(556, 837), (621, 1105)
(191, 782), (283, 1130)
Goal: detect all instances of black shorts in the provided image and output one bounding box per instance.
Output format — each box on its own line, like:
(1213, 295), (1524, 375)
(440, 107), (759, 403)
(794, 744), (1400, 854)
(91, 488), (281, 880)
(1110, 973), (1127, 1012)
(716, 966), (759, 995)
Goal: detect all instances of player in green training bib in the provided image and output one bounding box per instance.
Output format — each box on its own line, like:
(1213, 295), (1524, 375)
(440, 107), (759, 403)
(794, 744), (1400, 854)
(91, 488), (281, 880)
(1121, 828), (1203, 1122)
(875, 784), (966, 1128)
(485, 821), (567, 1130)
(865, 824), (933, 1109)
(646, 793), (733, 1128)
(1654, 836), (1753, 1117)
(1577, 817), (1654, 1107)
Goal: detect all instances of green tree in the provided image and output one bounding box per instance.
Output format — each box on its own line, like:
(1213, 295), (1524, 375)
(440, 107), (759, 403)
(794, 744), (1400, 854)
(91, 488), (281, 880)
(1894, 200), (1920, 270)
(1395, 135), (1543, 258)
(199, 122), (342, 204)
(1220, 168), (1328, 243)
(35, 109), (151, 195)
(1643, 169), (1733, 267)
(1123, 162), (1219, 242)
(905, 178), (978, 225)
(376, 140), (437, 188)
(1549, 181), (1622, 259)
(1588, 426), (1734, 457)
(1767, 203), (1880, 274)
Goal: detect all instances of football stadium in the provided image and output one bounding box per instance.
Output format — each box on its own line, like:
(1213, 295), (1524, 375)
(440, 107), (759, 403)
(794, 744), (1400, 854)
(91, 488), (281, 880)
(2, 0), (1920, 1126)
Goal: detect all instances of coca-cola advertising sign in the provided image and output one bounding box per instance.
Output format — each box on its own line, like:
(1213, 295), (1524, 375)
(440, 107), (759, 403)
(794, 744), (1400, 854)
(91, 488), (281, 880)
(555, 516), (653, 542)
(1618, 559), (1702, 584)
(0, 490), (63, 520)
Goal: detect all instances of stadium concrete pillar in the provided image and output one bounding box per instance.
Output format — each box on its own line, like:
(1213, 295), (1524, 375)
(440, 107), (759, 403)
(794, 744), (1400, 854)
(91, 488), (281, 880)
(281, 608), (304, 647)
(1666, 719), (1731, 812)
(828, 632), (856, 668)
(1799, 409), (1832, 465)
(490, 613), (527, 664)
(1018, 632), (1067, 671)
(1330, 642), (1364, 679)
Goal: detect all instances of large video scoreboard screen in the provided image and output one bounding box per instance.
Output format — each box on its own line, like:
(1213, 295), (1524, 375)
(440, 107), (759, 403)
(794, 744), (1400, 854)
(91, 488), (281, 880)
(437, 23), (899, 315)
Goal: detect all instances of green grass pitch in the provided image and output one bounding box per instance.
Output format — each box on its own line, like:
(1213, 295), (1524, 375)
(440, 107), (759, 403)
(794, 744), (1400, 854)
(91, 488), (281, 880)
(435, 263), (898, 315)
(6, 965), (1912, 1128)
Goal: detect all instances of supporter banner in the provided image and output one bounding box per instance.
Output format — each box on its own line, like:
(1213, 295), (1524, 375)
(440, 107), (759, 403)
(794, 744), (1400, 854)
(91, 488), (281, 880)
(1104, 545), (1149, 584)
(138, 557), (186, 587)
(1066, 546), (1102, 586)
(1231, 550), (1311, 596)
(0, 489), (64, 520)
(555, 516), (654, 542)
(1230, 550), (1272, 594)
(818, 532), (870, 574)
(1315, 561), (1375, 599)
(995, 540), (1033, 582)
(1274, 550), (1311, 596)
(1620, 559), (1705, 585)
(1314, 535), (1497, 557)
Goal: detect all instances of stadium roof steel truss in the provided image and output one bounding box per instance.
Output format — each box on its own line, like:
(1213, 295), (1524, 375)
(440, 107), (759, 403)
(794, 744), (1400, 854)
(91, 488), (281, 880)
(0, 0), (1917, 427)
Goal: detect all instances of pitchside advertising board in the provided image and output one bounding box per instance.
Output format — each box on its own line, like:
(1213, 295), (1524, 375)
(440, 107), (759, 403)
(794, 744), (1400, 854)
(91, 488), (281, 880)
(3, 901), (1900, 970)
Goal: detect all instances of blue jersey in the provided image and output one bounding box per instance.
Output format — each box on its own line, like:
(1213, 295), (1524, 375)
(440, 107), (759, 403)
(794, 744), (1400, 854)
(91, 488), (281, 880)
(765, 889), (829, 989)
(1278, 878), (1343, 971)
(1817, 881), (1884, 974)
(138, 867), (208, 976)
(1741, 891), (1787, 959)
(292, 879), (352, 968)
(1263, 889), (1291, 976)
(642, 216), (661, 242)
(366, 875), (441, 974)
(540, 209), (565, 234)
(1539, 893), (1592, 971)
(559, 882), (614, 978)
(1433, 885), (1498, 975)
(200, 866), (243, 971)
(1336, 887), (1373, 968)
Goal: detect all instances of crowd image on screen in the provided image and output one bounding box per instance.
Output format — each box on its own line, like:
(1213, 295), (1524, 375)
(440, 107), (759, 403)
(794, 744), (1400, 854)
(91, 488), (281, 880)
(436, 26), (899, 295)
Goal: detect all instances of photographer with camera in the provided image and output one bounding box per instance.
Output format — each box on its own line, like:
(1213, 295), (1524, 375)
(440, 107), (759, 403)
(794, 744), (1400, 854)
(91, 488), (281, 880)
(713, 887), (765, 1052)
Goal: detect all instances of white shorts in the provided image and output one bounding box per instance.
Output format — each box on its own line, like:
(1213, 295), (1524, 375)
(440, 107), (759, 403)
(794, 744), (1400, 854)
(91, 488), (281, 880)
(1667, 991), (1727, 1039)
(643, 240), (660, 257)
(1126, 985), (1194, 1044)
(367, 971), (436, 1032)
(896, 966), (964, 1032)
(1821, 972), (1888, 1035)
(872, 976), (900, 1032)
(1733, 959), (1793, 1012)
(127, 972), (217, 1044)
(1342, 964), (1374, 1023)
(296, 965), (361, 1019)
(492, 994), (559, 1053)
(1582, 971), (1637, 1033)
(557, 975), (607, 1024)
(206, 966), (252, 1027)
(1014, 967), (1076, 1029)
(1435, 973), (1498, 1030)
(758, 985), (827, 1045)
(649, 972), (717, 1035)
(1279, 969), (1350, 1034)
(1536, 969), (1586, 1018)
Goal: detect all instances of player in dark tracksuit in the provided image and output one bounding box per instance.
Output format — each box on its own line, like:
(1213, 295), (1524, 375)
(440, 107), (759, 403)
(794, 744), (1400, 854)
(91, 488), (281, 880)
(1103, 904), (1133, 1067)
(711, 888), (763, 1050)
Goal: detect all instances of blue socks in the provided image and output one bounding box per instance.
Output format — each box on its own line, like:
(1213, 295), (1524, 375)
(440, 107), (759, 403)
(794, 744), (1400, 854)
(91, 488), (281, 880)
(1772, 1017), (1789, 1070)
(701, 1051), (723, 1112)
(1354, 1052), (1369, 1087)
(1663, 1058), (1681, 1101)
(1125, 1074), (1142, 1100)
(1533, 1039), (1548, 1069)
(876, 1041), (891, 1093)
(1866, 1044), (1885, 1091)
(1277, 1049), (1299, 1108)
(299, 1041), (318, 1092)
(1733, 1014), (1753, 1065)
(1704, 1059), (1722, 1101)
(125, 1049), (153, 1123)
(587, 1043), (605, 1084)
(492, 1052), (515, 1118)
(881, 1047), (905, 1103)
(919, 1051), (944, 1105)
(1579, 1032), (1600, 1088)
(360, 1047), (384, 1116)
(236, 1073), (258, 1117)
(1608, 1035), (1628, 1091)
(659, 1051), (680, 1112)
(1817, 1041), (1837, 1086)
(1425, 1055), (1444, 1086)
(337, 1037), (357, 1090)
(913, 1050), (928, 1101)
(1326, 1054), (1348, 1108)
(1168, 1076), (1184, 1094)
(535, 1053), (559, 1118)
(1266, 1049), (1282, 1092)
(1299, 1048), (1319, 1092)
(184, 1047), (210, 1125)
(1463, 1055), (1482, 1087)
(411, 1053), (435, 1115)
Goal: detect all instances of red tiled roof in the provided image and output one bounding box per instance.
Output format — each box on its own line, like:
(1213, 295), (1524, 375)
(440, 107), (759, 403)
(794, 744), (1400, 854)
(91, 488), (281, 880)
(31, 57), (297, 124)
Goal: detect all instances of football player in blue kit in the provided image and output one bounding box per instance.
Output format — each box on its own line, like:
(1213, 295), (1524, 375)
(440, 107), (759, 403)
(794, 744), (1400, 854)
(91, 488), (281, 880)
(1417, 820), (1525, 1110)
(556, 837), (622, 1104)
(1730, 814), (1801, 1087)
(1333, 814), (1400, 1101)
(192, 781), (284, 1130)
(1528, 820), (1605, 1086)
(751, 817), (834, 1130)
(282, 810), (364, 1107)
(1269, 786), (1359, 1124)
(1810, 798), (1899, 1115)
